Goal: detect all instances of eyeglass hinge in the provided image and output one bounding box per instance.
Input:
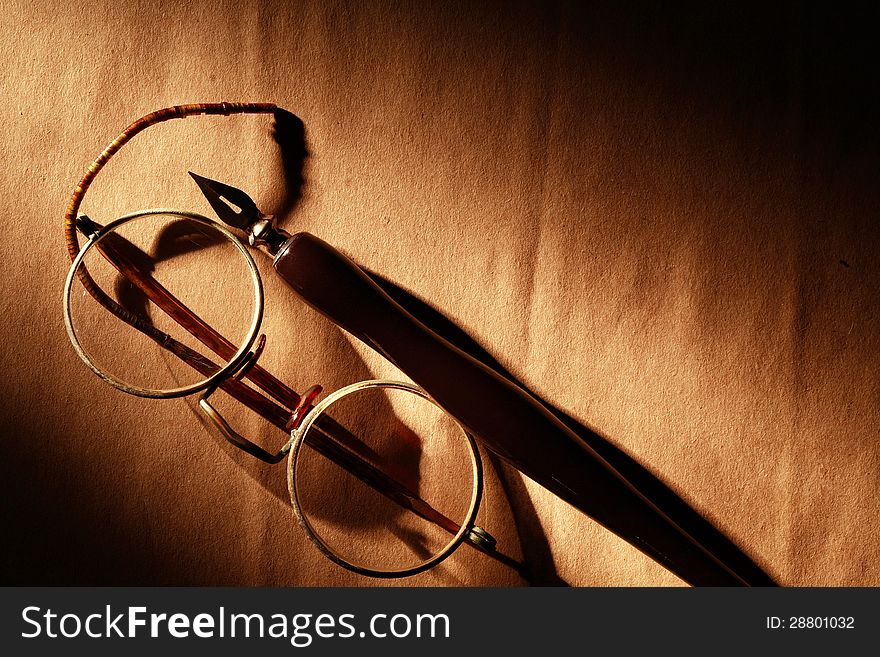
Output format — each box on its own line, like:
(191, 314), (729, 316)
(466, 526), (497, 552)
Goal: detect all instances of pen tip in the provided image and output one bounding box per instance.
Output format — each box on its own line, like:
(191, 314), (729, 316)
(188, 171), (207, 186)
(188, 171), (221, 198)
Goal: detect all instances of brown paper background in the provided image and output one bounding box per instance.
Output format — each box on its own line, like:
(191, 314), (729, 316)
(1, 0), (878, 586)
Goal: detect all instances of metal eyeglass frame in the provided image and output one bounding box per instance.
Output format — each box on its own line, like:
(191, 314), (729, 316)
(61, 104), (506, 577)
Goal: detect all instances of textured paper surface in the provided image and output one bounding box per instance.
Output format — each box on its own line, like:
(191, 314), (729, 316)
(1, 0), (878, 586)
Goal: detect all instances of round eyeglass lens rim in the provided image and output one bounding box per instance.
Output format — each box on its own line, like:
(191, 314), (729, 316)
(286, 379), (484, 579)
(63, 208), (264, 400)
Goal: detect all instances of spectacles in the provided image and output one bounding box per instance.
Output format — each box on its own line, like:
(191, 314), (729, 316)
(62, 103), (513, 579)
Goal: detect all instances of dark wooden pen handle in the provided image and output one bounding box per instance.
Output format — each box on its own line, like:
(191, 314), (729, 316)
(274, 232), (748, 586)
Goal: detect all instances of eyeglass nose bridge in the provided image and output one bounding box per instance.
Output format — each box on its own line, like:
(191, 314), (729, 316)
(197, 334), (317, 464)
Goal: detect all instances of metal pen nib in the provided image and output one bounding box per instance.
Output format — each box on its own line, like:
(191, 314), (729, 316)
(189, 172), (290, 255)
(188, 171), (261, 230)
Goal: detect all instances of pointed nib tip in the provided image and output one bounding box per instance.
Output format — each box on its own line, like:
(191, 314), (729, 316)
(188, 171), (211, 188)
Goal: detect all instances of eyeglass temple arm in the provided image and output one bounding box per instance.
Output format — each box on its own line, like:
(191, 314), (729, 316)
(64, 106), (278, 358)
(89, 234), (393, 466)
(92, 231), (382, 462)
(91, 231), (300, 412)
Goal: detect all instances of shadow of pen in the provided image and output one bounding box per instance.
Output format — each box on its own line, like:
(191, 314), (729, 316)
(367, 272), (777, 587)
